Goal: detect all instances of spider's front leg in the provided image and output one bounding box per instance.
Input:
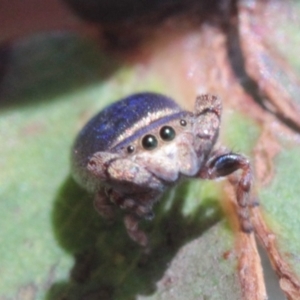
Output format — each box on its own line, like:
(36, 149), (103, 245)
(104, 188), (156, 247)
(87, 151), (163, 247)
(199, 151), (254, 232)
(94, 187), (116, 221)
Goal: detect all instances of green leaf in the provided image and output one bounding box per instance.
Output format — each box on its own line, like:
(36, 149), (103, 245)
(0, 33), (242, 300)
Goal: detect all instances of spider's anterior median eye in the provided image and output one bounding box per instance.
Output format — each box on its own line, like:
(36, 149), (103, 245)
(160, 126), (176, 141)
(142, 134), (158, 150)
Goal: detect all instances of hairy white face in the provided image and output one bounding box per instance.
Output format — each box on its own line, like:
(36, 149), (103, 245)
(118, 100), (221, 184)
(113, 113), (199, 182)
(133, 132), (200, 182)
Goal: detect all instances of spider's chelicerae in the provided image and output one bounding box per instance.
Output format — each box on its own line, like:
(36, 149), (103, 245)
(72, 92), (253, 247)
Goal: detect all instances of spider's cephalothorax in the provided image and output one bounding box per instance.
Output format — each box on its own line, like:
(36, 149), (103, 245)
(72, 92), (253, 246)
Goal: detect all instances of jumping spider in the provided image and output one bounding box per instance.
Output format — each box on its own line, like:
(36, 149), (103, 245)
(72, 92), (253, 247)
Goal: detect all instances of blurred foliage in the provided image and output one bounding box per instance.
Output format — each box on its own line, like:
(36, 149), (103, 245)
(1, 1), (300, 299)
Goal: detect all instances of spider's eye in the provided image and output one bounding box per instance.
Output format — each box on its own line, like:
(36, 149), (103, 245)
(180, 119), (187, 126)
(127, 145), (135, 153)
(142, 134), (158, 150)
(159, 126), (176, 141)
